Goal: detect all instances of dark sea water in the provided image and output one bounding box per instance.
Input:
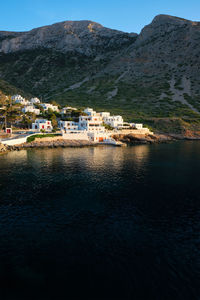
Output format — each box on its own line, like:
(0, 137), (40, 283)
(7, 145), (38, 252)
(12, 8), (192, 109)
(0, 142), (200, 300)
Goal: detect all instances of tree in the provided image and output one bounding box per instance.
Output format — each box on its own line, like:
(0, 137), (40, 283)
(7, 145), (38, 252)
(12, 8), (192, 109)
(50, 114), (58, 129)
(71, 110), (87, 118)
(35, 103), (44, 112)
(102, 122), (114, 131)
(20, 115), (32, 129)
(0, 91), (8, 107)
(50, 100), (61, 109)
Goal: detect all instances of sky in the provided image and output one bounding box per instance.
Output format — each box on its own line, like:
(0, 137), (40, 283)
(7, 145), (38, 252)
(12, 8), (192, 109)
(1, 0), (200, 33)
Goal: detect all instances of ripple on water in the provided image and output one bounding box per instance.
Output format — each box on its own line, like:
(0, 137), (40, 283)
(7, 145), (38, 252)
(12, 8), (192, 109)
(0, 143), (200, 299)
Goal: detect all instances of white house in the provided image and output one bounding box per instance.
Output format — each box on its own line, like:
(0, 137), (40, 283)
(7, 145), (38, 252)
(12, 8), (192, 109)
(87, 131), (110, 142)
(61, 107), (77, 114)
(30, 97), (40, 104)
(103, 115), (124, 129)
(130, 123), (143, 130)
(32, 119), (53, 132)
(22, 106), (40, 115)
(100, 112), (110, 118)
(84, 108), (97, 116)
(59, 120), (79, 131)
(11, 94), (24, 102)
(78, 115), (105, 132)
(41, 103), (59, 112)
(12, 94), (30, 106)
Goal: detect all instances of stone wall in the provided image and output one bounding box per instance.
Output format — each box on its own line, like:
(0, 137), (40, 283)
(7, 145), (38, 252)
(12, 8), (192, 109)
(62, 132), (89, 141)
(114, 128), (153, 135)
(34, 137), (62, 142)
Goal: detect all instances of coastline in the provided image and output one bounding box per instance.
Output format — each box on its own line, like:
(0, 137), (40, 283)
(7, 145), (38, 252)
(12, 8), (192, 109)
(1, 133), (200, 155)
(112, 132), (200, 145)
(1, 139), (96, 153)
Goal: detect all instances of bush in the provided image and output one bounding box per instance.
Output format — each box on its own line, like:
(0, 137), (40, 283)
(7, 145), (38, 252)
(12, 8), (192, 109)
(102, 123), (114, 130)
(27, 134), (59, 143)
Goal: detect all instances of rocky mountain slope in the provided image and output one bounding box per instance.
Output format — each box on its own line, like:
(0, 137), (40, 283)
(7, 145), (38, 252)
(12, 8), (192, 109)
(0, 15), (200, 132)
(0, 21), (136, 54)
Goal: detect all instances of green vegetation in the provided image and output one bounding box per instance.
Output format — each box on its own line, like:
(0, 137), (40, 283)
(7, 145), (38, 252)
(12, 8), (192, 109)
(0, 79), (30, 98)
(1, 61), (200, 134)
(27, 134), (60, 143)
(0, 19), (200, 137)
(102, 123), (114, 130)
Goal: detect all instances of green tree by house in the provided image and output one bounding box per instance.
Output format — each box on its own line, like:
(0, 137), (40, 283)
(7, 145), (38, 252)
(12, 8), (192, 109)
(50, 113), (58, 129)
(50, 100), (61, 109)
(20, 115), (32, 129)
(34, 103), (44, 112)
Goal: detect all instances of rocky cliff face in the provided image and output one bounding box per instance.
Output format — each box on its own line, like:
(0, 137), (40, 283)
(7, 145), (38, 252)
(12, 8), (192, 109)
(0, 21), (136, 55)
(0, 15), (200, 129)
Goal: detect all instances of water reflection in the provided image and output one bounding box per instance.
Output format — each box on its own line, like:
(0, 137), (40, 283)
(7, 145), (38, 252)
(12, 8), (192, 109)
(0, 150), (28, 166)
(13, 145), (150, 173)
(0, 142), (200, 299)
(0, 146), (151, 209)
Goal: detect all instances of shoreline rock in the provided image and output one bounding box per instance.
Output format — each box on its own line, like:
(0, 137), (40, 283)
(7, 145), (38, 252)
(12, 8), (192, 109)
(112, 133), (176, 145)
(0, 143), (9, 154)
(1, 133), (200, 155)
(8, 139), (96, 151)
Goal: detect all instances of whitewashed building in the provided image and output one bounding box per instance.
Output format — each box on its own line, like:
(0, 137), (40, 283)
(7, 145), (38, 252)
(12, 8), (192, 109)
(87, 131), (110, 142)
(99, 112), (110, 118)
(12, 95), (30, 106)
(11, 94), (24, 102)
(59, 111), (109, 142)
(30, 97), (40, 104)
(41, 103), (59, 112)
(22, 106), (40, 115)
(61, 107), (77, 114)
(59, 121), (79, 131)
(32, 119), (53, 132)
(103, 115), (124, 129)
(84, 108), (97, 116)
(130, 123), (143, 129)
(78, 115), (105, 132)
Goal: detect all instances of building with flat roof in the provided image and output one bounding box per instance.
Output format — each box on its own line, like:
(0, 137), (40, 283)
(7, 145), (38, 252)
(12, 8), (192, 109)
(32, 119), (53, 132)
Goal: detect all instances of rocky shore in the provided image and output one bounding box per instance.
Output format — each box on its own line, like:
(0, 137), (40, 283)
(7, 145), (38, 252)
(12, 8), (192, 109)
(0, 143), (9, 154)
(20, 139), (95, 149)
(1, 133), (200, 155)
(112, 132), (200, 145)
(112, 133), (175, 144)
(0, 139), (96, 154)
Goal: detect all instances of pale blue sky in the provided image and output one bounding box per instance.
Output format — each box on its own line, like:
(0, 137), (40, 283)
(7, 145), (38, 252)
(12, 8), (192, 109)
(1, 0), (200, 33)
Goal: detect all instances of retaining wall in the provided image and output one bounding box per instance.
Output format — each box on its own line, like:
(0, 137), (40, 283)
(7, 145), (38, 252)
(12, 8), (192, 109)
(1, 133), (40, 146)
(62, 132), (89, 141)
(114, 128), (153, 135)
(1, 137), (27, 146)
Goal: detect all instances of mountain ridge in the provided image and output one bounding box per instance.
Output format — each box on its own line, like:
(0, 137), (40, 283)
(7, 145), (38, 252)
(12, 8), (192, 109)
(0, 20), (137, 55)
(0, 14), (200, 133)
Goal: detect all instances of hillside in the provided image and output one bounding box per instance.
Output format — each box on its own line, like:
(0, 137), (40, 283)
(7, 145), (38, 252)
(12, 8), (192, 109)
(0, 15), (200, 133)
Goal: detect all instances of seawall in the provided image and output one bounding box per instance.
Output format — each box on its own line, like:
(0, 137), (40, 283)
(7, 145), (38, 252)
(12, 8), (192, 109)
(12, 139), (95, 150)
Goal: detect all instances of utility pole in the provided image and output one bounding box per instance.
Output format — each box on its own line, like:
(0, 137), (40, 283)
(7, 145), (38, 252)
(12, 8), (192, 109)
(4, 111), (7, 132)
(9, 96), (12, 132)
